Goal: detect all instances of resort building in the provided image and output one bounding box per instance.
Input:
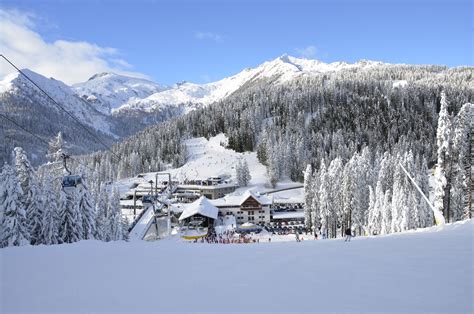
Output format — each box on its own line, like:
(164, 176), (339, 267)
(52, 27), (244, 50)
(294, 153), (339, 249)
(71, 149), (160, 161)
(210, 190), (272, 225)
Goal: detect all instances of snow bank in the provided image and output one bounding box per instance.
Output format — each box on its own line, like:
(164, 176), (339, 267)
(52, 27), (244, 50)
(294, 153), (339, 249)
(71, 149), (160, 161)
(1, 221), (472, 313)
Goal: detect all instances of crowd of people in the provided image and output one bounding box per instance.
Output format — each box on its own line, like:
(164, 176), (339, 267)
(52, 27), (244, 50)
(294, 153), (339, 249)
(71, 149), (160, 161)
(187, 227), (355, 244)
(191, 229), (262, 244)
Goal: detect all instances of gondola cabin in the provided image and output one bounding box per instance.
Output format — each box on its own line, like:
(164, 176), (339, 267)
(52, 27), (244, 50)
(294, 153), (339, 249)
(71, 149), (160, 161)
(62, 175), (83, 192)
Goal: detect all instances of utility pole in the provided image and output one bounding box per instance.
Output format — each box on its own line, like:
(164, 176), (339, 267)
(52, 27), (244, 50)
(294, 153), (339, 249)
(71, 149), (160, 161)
(398, 162), (446, 225)
(133, 190), (137, 217)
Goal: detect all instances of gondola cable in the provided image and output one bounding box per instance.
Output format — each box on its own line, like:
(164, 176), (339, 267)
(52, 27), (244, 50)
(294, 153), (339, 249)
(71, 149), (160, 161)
(0, 54), (132, 171)
(0, 112), (111, 183)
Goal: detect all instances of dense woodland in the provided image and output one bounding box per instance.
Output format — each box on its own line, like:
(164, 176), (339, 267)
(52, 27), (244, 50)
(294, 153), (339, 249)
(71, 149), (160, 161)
(0, 64), (472, 246)
(75, 64), (472, 236)
(0, 141), (128, 247)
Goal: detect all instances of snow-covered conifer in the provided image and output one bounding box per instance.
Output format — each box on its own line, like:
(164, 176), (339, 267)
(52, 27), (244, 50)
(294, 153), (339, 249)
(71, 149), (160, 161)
(14, 147), (43, 244)
(236, 158), (251, 187)
(433, 92), (452, 221)
(77, 173), (96, 240)
(41, 174), (60, 245)
(451, 103), (472, 221)
(94, 183), (109, 241)
(310, 170), (321, 233)
(58, 189), (83, 243)
(319, 161), (330, 238)
(381, 189), (392, 235)
(303, 164), (313, 230)
(0, 164), (30, 247)
(107, 187), (123, 241)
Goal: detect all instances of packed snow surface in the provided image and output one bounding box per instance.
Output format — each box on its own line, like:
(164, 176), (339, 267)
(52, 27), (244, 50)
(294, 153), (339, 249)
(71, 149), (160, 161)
(1, 221), (472, 312)
(116, 134), (300, 197)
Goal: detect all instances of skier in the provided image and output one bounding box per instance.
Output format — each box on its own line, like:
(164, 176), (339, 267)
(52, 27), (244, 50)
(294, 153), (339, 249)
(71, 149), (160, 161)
(344, 227), (352, 242)
(295, 231), (300, 242)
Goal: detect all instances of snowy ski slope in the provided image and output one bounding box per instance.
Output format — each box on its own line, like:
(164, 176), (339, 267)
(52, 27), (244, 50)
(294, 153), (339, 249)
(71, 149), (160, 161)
(1, 220), (472, 312)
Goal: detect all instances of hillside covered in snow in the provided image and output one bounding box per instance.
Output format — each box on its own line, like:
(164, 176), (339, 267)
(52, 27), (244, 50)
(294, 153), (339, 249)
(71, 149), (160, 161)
(72, 72), (167, 115)
(2, 54), (472, 170)
(2, 220), (472, 312)
(116, 55), (391, 114)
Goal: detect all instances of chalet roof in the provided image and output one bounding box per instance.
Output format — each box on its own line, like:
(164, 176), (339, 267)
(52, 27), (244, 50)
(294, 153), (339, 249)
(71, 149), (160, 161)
(179, 196), (219, 221)
(210, 190), (272, 207)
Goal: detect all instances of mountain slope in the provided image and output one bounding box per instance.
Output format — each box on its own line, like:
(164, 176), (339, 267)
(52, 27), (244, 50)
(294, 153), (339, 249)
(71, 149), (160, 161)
(1, 70), (116, 136)
(0, 70), (120, 164)
(72, 72), (167, 115)
(117, 55), (387, 113)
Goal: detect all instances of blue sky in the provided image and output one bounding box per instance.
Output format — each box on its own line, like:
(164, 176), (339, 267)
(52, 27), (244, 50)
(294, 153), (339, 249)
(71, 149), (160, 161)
(0, 0), (472, 85)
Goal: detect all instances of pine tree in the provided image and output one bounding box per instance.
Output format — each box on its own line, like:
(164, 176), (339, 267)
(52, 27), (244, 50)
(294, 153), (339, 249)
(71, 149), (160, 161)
(58, 189), (83, 244)
(77, 175), (96, 240)
(381, 189), (392, 235)
(0, 164), (30, 247)
(328, 157), (343, 237)
(415, 156), (434, 228)
(319, 161), (330, 238)
(41, 173), (60, 245)
(236, 158), (251, 187)
(310, 170), (321, 234)
(303, 164), (313, 230)
(242, 159), (251, 186)
(14, 147), (43, 245)
(342, 156), (356, 231)
(367, 185), (377, 234)
(121, 215), (130, 241)
(94, 183), (109, 241)
(451, 103), (472, 221)
(107, 188), (123, 241)
(434, 92), (452, 222)
(266, 148), (280, 188)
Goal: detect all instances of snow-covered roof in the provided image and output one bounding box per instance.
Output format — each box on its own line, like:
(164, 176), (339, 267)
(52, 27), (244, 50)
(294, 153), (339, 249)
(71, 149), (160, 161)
(272, 211), (305, 220)
(210, 190), (272, 207)
(179, 196), (219, 220)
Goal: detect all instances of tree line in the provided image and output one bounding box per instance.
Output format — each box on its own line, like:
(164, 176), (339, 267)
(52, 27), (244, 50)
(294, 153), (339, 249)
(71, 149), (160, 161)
(303, 93), (471, 237)
(0, 135), (129, 248)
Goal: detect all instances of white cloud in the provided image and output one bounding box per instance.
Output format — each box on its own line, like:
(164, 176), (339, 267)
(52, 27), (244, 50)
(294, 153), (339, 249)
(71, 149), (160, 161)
(295, 45), (318, 59)
(0, 9), (149, 85)
(194, 31), (223, 42)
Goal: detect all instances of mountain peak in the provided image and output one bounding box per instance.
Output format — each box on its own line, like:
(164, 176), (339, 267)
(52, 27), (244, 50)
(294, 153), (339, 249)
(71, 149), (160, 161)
(87, 72), (114, 81)
(278, 53), (291, 63)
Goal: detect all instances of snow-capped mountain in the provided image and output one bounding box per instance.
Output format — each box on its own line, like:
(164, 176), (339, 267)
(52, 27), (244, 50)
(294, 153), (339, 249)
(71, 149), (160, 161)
(0, 69), (116, 136)
(116, 55), (387, 113)
(68, 55), (386, 116)
(0, 69), (125, 164)
(72, 72), (167, 115)
(0, 55), (390, 165)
